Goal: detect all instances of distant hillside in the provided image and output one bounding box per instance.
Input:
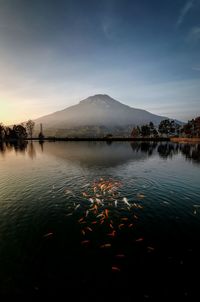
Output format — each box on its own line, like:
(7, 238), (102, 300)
(34, 94), (179, 137)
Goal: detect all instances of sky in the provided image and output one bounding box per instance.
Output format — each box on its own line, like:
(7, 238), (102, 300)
(0, 0), (200, 124)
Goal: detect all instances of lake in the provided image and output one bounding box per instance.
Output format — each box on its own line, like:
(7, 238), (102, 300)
(0, 141), (200, 299)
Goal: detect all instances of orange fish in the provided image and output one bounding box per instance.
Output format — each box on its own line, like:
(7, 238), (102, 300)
(105, 209), (109, 218)
(91, 221), (98, 224)
(128, 223), (134, 228)
(121, 218), (128, 221)
(118, 224), (124, 229)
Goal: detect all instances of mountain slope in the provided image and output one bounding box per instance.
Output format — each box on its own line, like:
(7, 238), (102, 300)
(35, 94), (169, 129)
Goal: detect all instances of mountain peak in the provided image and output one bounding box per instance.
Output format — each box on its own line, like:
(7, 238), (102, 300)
(79, 94), (119, 106)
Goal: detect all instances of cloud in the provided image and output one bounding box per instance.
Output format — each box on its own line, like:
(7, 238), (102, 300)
(192, 66), (200, 71)
(177, 0), (194, 26)
(187, 26), (200, 42)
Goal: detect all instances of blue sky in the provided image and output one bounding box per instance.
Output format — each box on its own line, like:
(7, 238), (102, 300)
(0, 0), (200, 124)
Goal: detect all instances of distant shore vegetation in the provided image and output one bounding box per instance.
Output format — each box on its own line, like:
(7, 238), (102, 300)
(0, 116), (200, 141)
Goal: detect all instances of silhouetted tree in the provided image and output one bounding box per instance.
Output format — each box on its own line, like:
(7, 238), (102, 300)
(181, 117), (200, 137)
(26, 120), (35, 139)
(0, 123), (5, 141)
(141, 124), (150, 137)
(13, 124), (27, 140)
(158, 119), (171, 135)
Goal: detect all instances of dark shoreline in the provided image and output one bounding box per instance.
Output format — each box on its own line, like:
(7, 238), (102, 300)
(25, 137), (170, 142)
(2, 137), (200, 143)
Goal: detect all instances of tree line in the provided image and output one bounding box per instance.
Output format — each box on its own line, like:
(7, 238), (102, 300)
(0, 116), (200, 140)
(131, 117), (200, 138)
(0, 120), (36, 141)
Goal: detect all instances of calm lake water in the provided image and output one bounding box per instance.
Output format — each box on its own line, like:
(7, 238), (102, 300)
(0, 141), (200, 299)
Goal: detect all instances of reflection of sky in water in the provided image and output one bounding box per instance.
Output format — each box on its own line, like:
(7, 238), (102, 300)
(0, 141), (200, 296)
(0, 141), (200, 167)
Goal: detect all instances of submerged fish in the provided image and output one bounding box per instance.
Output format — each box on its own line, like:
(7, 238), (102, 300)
(122, 197), (131, 207)
(100, 243), (111, 248)
(82, 183), (90, 188)
(112, 266), (121, 272)
(135, 237), (144, 242)
(44, 232), (53, 238)
(115, 254), (125, 258)
(137, 193), (145, 199)
(74, 204), (80, 210)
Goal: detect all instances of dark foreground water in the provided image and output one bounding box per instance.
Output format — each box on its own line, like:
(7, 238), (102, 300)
(0, 141), (200, 299)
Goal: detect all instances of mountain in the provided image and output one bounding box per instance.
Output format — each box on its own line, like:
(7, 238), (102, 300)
(34, 94), (176, 136)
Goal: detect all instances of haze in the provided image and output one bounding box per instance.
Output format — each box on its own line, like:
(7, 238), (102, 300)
(0, 0), (200, 125)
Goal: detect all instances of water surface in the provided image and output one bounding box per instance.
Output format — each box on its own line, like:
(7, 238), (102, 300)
(0, 141), (200, 299)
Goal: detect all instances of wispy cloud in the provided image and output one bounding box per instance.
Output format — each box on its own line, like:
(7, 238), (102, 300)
(187, 26), (200, 42)
(192, 66), (200, 71)
(177, 0), (194, 26)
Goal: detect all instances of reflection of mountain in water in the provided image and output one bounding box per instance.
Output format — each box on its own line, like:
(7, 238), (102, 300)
(0, 141), (200, 165)
(37, 142), (151, 167)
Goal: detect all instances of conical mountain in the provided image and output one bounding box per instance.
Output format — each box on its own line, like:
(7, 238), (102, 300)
(35, 94), (169, 129)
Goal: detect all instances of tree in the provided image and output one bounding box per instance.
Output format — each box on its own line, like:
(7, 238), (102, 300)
(0, 123), (5, 141)
(141, 124), (150, 137)
(13, 124), (27, 140)
(131, 127), (140, 137)
(159, 119), (171, 135)
(26, 120), (35, 139)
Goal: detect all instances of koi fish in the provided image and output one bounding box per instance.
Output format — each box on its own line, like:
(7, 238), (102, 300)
(105, 209), (109, 219)
(135, 237), (144, 242)
(112, 266), (121, 272)
(97, 213), (104, 218)
(95, 198), (102, 204)
(74, 204), (80, 210)
(108, 231), (116, 237)
(100, 244), (111, 248)
(81, 240), (90, 245)
(78, 217), (85, 223)
(43, 232), (53, 238)
(82, 183), (90, 188)
(85, 227), (93, 232)
(115, 254), (125, 258)
(122, 197), (131, 207)
(137, 193), (145, 199)
(147, 246), (155, 252)
(118, 224), (125, 229)
(89, 198), (94, 204)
